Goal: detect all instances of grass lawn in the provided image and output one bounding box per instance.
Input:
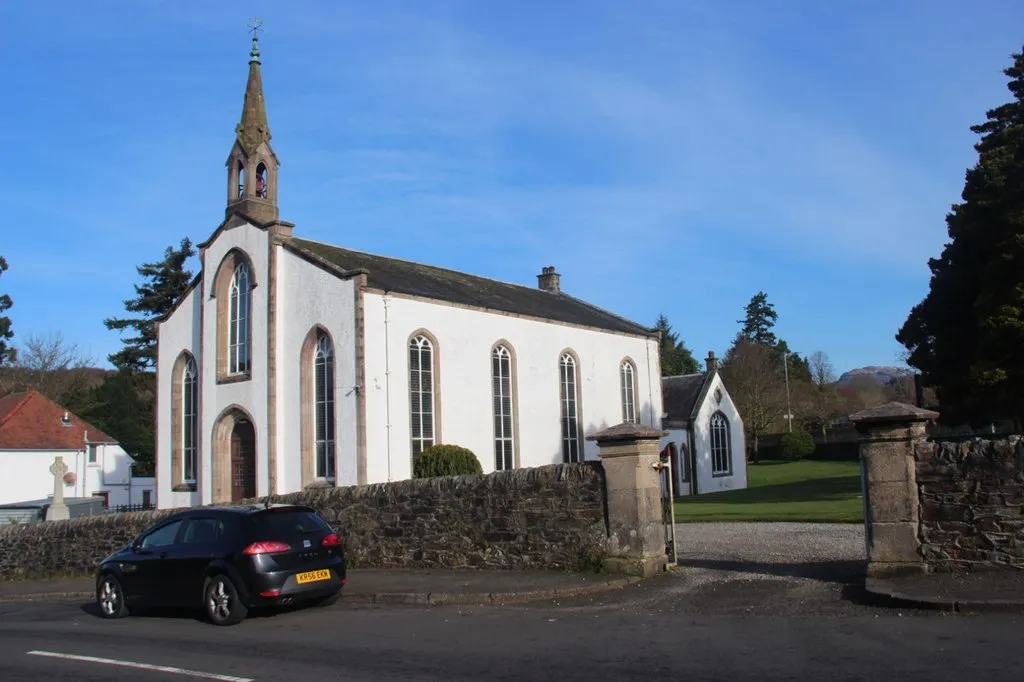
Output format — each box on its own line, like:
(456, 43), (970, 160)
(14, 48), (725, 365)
(673, 459), (863, 524)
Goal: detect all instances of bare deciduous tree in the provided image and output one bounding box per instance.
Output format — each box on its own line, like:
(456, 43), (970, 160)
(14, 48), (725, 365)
(718, 339), (788, 463)
(808, 350), (836, 389)
(0, 331), (97, 406)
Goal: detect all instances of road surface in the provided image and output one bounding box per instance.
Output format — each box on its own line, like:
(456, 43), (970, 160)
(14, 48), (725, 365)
(2, 523), (1019, 681)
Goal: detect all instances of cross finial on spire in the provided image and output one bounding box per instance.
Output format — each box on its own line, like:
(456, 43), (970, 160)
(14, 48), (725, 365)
(247, 17), (263, 64)
(247, 16), (263, 40)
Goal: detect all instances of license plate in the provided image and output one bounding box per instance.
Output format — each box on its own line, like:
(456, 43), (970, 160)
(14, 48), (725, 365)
(295, 569), (331, 584)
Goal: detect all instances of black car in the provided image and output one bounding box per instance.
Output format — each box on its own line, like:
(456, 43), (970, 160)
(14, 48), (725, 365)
(94, 502), (346, 626)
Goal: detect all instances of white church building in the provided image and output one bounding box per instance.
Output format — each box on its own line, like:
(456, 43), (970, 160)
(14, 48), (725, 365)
(154, 36), (664, 509)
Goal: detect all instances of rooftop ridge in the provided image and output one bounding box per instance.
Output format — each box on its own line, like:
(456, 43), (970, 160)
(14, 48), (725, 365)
(290, 236), (569, 297)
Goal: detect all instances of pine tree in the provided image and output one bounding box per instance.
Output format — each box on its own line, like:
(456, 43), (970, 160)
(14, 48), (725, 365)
(735, 291), (778, 347)
(0, 256), (13, 366)
(897, 47), (1024, 426)
(732, 291), (811, 382)
(654, 314), (699, 375)
(104, 238), (196, 372)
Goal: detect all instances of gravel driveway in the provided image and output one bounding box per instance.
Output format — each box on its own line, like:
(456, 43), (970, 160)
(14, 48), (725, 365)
(542, 522), (879, 616)
(674, 521), (865, 566)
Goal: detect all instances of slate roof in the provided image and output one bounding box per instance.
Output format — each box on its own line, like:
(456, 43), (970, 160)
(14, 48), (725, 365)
(0, 391), (117, 450)
(285, 237), (657, 337)
(661, 373), (712, 423)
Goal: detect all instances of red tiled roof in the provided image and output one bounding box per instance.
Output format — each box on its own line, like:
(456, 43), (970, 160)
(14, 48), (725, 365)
(0, 390), (118, 450)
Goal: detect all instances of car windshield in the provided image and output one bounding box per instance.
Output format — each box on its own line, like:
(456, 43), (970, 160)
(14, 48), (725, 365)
(250, 509), (330, 543)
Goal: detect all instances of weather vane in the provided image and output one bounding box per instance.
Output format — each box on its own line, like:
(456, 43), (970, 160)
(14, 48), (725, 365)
(247, 16), (264, 40)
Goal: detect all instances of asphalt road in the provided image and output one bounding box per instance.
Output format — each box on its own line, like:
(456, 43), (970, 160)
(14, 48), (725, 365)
(1, 572), (1021, 681)
(3, 524), (1019, 681)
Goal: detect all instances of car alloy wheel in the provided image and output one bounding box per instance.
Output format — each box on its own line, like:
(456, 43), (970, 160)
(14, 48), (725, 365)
(97, 574), (128, 619)
(204, 575), (248, 626)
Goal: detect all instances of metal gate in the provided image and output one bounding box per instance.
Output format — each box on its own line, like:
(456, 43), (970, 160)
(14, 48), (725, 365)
(655, 447), (678, 567)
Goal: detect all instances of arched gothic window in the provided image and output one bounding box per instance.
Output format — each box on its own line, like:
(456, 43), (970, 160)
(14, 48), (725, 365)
(492, 345), (515, 470)
(228, 262), (251, 375)
(409, 334), (436, 458)
(709, 411), (732, 476)
(182, 355), (198, 483)
(559, 352), (582, 463)
(620, 359), (637, 423)
(313, 331), (335, 481)
(237, 161), (246, 198)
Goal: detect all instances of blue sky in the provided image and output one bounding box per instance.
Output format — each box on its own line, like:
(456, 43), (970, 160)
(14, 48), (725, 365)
(1, 1), (1022, 376)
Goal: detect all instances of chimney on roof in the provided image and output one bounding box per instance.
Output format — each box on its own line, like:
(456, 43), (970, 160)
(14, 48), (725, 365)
(705, 351), (717, 373)
(537, 265), (561, 293)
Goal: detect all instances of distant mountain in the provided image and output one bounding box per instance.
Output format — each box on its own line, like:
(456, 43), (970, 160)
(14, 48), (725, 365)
(837, 366), (914, 386)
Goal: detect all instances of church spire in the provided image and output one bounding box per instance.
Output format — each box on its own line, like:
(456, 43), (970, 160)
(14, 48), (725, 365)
(226, 18), (279, 224)
(235, 34), (271, 155)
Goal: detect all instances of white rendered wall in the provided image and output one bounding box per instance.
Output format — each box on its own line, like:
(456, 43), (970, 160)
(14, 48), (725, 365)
(155, 280), (202, 510)
(198, 223), (270, 504)
(276, 249), (358, 491)
(362, 292), (663, 483)
(0, 444), (144, 507)
(690, 373), (748, 494)
(660, 428), (693, 497)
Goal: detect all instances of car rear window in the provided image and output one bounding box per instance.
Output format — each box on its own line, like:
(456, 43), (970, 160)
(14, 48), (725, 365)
(250, 509), (331, 542)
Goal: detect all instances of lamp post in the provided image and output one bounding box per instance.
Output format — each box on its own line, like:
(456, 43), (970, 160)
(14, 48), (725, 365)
(784, 351), (798, 433)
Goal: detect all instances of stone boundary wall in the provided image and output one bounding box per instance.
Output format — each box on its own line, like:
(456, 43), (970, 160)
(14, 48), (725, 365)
(0, 463), (608, 582)
(915, 436), (1024, 571)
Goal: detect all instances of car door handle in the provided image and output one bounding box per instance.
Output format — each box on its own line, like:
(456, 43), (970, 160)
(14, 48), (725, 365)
(159, 552), (168, 559)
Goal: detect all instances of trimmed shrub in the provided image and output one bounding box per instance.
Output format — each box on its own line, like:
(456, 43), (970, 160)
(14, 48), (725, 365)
(413, 444), (483, 478)
(778, 428), (816, 461)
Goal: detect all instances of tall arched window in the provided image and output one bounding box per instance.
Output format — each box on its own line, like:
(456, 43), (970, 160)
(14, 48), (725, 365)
(182, 355), (198, 484)
(409, 334), (436, 458)
(620, 359), (637, 423)
(709, 411), (732, 476)
(228, 261), (251, 375)
(237, 161), (246, 198)
(492, 344), (515, 470)
(314, 330), (335, 481)
(559, 352), (582, 463)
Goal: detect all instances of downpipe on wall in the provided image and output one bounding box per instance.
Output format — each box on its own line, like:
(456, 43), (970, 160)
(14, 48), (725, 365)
(645, 339), (656, 427)
(383, 293), (393, 481)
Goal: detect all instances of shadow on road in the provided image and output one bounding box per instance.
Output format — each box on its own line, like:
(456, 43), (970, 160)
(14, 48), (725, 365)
(673, 558), (866, 585)
(77, 599), (329, 624)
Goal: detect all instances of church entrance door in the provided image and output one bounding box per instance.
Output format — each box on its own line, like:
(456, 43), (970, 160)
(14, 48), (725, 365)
(230, 419), (256, 501)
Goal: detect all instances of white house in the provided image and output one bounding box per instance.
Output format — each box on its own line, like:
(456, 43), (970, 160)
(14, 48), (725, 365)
(659, 352), (747, 496)
(154, 36), (664, 510)
(0, 390), (156, 509)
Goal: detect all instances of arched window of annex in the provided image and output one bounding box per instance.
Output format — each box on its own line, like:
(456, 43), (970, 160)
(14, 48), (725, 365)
(408, 329), (441, 463)
(170, 350), (199, 491)
(619, 357), (639, 424)
(212, 249), (256, 383)
(300, 326), (336, 487)
(558, 349), (583, 463)
(491, 340), (519, 471)
(709, 410), (733, 477)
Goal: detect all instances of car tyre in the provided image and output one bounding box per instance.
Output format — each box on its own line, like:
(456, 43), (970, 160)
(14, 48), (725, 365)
(204, 574), (248, 626)
(96, 573), (130, 619)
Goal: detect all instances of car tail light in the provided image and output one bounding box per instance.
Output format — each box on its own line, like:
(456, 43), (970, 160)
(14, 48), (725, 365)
(321, 533), (342, 547)
(242, 541), (291, 555)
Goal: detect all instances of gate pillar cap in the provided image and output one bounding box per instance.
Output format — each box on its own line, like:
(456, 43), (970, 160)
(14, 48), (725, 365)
(849, 402), (938, 427)
(587, 422), (668, 444)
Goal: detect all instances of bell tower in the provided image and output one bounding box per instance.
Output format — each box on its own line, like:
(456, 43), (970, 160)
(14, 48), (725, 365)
(226, 21), (280, 224)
